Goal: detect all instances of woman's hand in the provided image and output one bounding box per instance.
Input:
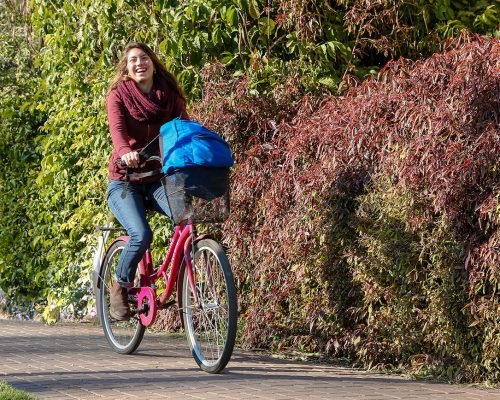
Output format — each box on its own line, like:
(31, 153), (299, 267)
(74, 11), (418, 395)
(121, 151), (141, 168)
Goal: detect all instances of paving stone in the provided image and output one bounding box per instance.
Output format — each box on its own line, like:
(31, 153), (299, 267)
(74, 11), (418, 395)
(0, 320), (499, 400)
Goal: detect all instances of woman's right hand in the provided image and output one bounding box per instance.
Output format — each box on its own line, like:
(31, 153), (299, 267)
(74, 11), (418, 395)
(120, 151), (141, 168)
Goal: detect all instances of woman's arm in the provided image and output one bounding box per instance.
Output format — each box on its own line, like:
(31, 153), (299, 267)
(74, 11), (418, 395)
(107, 90), (133, 157)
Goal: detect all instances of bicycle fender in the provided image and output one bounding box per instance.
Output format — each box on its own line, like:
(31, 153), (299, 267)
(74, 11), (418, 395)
(176, 259), (185, 330)
(193, 233), (213, 244)
(92, 228), (111, 300)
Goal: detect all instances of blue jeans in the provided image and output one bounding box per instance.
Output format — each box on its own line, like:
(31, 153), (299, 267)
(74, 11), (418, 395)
(107, 179), (171, 286)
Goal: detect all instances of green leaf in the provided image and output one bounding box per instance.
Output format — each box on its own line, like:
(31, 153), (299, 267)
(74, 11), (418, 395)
(318, 76), (337, 90)
(258, 17), (275, 37)
(248, 0), (259, 19)
(225, 5), (238, 27)
(159, 38), (169, 53)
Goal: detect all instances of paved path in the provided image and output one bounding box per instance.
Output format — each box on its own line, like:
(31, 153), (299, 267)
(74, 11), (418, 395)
(0, 320), (498, 400)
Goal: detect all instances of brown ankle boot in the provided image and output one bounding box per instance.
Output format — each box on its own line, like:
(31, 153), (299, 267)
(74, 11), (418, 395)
(110, 282), (130, 321)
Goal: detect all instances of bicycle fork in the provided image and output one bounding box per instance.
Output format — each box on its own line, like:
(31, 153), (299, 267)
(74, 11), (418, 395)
(184, 226), (200, 305)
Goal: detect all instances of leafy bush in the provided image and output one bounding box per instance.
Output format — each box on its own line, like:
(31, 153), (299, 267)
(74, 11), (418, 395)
(0, 1), (48, 313)
(190, 35), (499, 383)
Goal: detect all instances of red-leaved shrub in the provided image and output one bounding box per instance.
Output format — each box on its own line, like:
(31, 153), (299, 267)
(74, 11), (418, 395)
(164, 35), (499, 383)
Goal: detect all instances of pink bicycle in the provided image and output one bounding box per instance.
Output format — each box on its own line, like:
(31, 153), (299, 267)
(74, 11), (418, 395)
(95, 166), (237, 373)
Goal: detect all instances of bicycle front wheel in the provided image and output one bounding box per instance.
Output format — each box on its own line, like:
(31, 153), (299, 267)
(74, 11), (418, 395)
(181, 238), (237, 373)
(98, 239), (145, 354)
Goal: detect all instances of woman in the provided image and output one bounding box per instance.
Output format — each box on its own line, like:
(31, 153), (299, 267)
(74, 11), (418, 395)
(106, 42), (189, 321)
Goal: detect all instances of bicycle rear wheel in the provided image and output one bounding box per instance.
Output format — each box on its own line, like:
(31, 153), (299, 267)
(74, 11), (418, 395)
(98, 239), (145, 354)
(181, 238), (237, 373)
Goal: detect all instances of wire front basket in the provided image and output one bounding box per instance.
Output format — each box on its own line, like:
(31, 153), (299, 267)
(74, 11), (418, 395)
(161, 167), (230, 226)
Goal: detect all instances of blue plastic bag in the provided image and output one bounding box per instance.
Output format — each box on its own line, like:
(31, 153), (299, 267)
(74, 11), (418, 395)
(160, 118), (234, 174)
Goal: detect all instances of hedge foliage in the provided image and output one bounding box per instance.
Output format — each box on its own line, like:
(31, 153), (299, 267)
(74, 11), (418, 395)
(187, 35), (499, 383)
(0, 0), (498, 382)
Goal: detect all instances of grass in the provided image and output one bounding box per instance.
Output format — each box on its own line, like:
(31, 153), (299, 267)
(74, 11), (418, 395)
(0, 381), (39, 400)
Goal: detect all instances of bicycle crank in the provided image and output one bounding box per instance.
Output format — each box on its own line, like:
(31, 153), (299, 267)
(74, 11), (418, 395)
(137, 287), (157, 326)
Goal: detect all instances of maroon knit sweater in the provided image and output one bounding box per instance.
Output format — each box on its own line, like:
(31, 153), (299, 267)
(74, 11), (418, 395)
(107, 89), (189, 183)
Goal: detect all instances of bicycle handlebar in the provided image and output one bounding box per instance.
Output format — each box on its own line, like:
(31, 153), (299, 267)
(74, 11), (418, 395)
(118, 153), (161, 168)
(116, 135), (162, 199)
(118, 134), (161, 168)
(117, 155), (163, 199)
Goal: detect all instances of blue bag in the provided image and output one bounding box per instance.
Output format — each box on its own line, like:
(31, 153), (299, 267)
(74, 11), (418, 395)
(160, 118), (234, 174)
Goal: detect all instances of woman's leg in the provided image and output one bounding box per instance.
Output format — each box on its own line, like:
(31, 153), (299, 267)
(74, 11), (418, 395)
(147, 179), (172, 219)
(107, 180), (153, 286)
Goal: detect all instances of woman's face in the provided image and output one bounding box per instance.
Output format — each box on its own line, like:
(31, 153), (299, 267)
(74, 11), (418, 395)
(126, 47), (155, 85)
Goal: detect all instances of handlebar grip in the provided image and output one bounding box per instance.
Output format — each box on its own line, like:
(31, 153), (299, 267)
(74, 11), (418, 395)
(119, 153), (148, 168)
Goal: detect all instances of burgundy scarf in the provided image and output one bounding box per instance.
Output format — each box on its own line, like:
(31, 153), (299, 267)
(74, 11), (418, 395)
(116, 77), (174, 122)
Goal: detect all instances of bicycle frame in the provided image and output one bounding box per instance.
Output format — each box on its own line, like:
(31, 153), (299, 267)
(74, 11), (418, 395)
(97, 224), (202, 327)
(143, 224), (199, 303)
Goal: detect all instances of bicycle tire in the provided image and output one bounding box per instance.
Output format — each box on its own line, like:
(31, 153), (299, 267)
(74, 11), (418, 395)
(98, 239), (145, 354)
(180, 238), (237, 373)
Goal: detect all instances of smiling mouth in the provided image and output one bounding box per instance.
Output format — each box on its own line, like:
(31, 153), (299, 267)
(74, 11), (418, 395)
(135, 68), (147, 73)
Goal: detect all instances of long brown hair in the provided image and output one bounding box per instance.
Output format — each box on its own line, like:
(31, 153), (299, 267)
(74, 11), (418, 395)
(107, 42), (186, 102)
